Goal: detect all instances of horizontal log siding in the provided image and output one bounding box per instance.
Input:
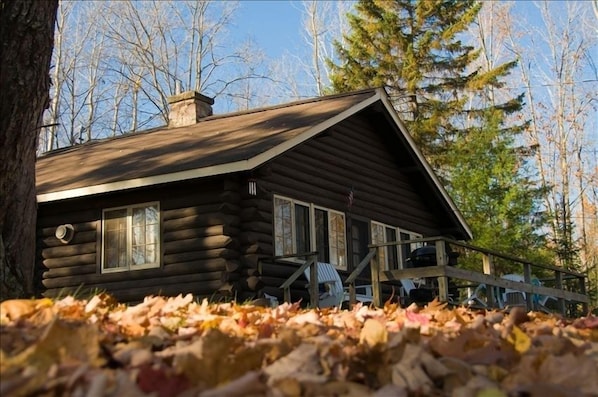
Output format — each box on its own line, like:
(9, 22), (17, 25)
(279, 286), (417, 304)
(264, 114), (446, 236)
(231, 174), (272, 299)
(35, 205), (100, 293)
(36, 178), (244, 301)
(257, 113), (451, 297)
(214, 177), (245, 296)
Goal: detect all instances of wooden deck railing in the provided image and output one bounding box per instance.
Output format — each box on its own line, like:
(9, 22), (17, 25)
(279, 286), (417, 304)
(262, 252), (320, 307)
(345, 236), (589, 316)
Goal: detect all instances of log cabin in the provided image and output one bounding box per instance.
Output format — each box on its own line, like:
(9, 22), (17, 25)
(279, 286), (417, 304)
(35, 87), (472, 303)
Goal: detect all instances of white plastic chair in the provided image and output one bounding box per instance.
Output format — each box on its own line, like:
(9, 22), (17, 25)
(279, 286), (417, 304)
(304, 262), (372, 308)
(462, 283), (490, 308)
(303, 262), (345, 308)
(343, 284), (374, 306)
(501, 274), (526, 307)
(400, 278), (417, 295)
(500, 274), (557, 311)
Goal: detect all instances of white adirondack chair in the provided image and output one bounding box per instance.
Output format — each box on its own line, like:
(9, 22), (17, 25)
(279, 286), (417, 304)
(304, 262), (373, 308)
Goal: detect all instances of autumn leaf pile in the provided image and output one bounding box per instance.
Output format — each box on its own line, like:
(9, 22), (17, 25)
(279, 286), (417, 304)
(1, 294), (597, 397)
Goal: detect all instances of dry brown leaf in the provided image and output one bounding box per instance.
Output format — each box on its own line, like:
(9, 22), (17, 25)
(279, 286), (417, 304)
(507, 325), (531, 353)
(503, 352), (598, 395)
(1, 293), (597, 397)
(372, 383), (407, 397)
(359, 318), (388, 347)
(391, 343), (434, 393)
(1, 318), (103, 396)
(264, 343), (327, 385)
(0, 299), (53, 324)
(199, 371), (265, 397)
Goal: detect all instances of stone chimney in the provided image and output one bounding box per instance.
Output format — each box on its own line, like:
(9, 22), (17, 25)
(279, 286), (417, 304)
(167, 91), (214, 128)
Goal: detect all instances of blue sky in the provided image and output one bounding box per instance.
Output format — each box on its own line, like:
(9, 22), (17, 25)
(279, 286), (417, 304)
(232, 1), (596, 61)
(233, 1), (304, 59)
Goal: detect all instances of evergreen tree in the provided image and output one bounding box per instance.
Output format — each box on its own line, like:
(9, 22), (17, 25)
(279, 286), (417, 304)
(329, 0), (493, 170)
(328, 0), (550, 262)
(448, 108), (552, 267)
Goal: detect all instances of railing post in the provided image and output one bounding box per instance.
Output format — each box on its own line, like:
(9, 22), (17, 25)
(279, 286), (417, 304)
(522, 263), (533, 311)
(434, 240), (448, 266)
(349, 283), (356, 306)
(482, 254), (496, 307)
(309, 256), (319, 308)
(370, 250), (381, 307)
(435, 240), (449, 302)
(579, 276), (588, 315)
(555, 271), (566, 315)
(345, 248), (377, 308)
(284, 287), (291, 303)
(437, 276), (449, 303)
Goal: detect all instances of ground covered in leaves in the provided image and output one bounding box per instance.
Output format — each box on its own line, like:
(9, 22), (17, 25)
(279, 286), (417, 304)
(1, 295), (597, 397)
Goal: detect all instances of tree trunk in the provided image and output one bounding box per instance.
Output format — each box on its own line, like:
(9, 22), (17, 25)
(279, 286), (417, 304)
(0, 0), (58, 298)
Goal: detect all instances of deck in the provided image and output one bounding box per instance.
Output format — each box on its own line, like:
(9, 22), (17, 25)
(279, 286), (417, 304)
(269, 236), (590, 317)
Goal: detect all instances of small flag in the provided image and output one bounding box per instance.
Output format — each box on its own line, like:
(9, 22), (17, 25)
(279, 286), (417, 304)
(347, 187), (354, 208)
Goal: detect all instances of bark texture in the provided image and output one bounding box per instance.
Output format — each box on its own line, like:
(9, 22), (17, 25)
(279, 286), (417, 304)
(0, 0), (58, 298)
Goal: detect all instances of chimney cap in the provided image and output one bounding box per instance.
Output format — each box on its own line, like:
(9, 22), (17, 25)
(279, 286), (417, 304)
(167, 91), (214, 106)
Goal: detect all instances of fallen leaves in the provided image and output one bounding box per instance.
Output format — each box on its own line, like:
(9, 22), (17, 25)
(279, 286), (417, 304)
(0, 294), (597, 396)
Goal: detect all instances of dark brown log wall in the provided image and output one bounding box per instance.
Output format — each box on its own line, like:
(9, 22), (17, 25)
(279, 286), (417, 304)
(232, 172), (272, 301)
(36, 178), (245, 302)
(265, 116), (442, 233)
(257, 112), (451, 302)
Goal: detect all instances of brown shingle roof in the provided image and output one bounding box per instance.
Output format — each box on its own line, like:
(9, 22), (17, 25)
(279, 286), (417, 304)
(36, 89), (379, 200)
(36, 87), (473, 239)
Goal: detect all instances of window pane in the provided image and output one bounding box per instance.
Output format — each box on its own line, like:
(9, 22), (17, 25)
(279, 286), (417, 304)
(295, 204), (310, 254)
(371, 224), (383, 244)
(145, 206), (159, 261)
(132, 246), (145, 265)
(145, 205), (159, 224)
(314, 209), (329, 263)
(329, 212), (346, 269)
(146, 241), (156, 263)
(104, 209), (127, 269)
(131, 204), (159, 266)
(274, 198), (293, 256)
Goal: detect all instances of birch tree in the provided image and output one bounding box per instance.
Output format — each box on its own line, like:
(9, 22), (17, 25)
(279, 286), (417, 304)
(299, 1), (353, 96)
(42, 1), (111, 150)
(101, 0), (269, 129)
(505, 1), (598, 271)
(41, 0), (269, 150)
(260, 0), (354, 102)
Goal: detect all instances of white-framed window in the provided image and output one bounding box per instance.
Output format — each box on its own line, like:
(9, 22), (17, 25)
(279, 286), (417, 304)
(273, 196), (310, 257)
(102, 202), (160, 273)
(273, 195), (347, 270)
(371, 221), (400, 270)
(315, 206), (347, 270)
(371, 222), (424, 270)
